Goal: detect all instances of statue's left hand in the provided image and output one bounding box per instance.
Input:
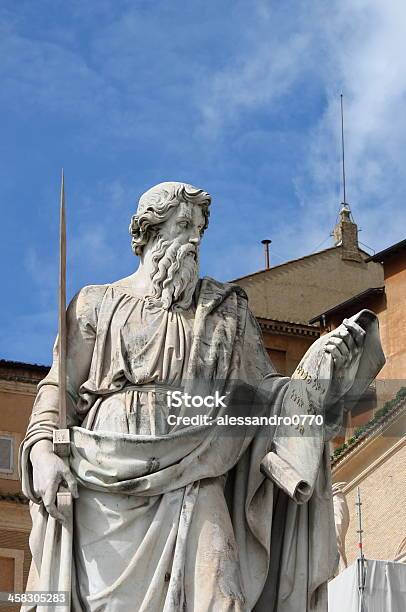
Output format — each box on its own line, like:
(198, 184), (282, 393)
(31, 439), (78, 522)
(324, 318), (366, 398)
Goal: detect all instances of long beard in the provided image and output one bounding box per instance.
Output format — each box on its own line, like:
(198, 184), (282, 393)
(145, 237), (199, 311)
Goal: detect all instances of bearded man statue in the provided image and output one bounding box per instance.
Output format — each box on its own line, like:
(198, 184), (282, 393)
(20, 181), (385, 611)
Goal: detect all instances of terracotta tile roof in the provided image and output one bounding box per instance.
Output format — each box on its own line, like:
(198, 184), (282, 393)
(309, 286), (385, 324)
(231, 245), (372, 283)
(331, 388), (406, 466)
(0, 359), (49, 372)
(0, 359), (50, 384)
(365, 238), (406, 262)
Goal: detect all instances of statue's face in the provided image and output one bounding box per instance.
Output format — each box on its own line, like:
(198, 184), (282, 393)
(152, 200), (206, 260)
(143, 199), (205, 310)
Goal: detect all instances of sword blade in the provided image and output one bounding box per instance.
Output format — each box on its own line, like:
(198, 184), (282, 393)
(58, 170), (67, 430)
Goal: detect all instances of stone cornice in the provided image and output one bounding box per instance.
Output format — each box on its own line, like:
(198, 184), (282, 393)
(257, 318), (320, 338)
(332, 397), (406, 471)
(0, 379), (38, 396)
(0, 359), (49, 386)
(0, 493), (29, 505)
(0, 374), (42, 384)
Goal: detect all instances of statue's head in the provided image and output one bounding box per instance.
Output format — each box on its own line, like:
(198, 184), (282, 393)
(129, 182), (211, 310)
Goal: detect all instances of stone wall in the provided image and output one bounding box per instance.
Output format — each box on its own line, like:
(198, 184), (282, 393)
(342, 441), (406, 565)
(379, 256), (406, 382)
(235, 247), (383, 324)
(0, 362), (44, 596)
(260, 325), (318, 375)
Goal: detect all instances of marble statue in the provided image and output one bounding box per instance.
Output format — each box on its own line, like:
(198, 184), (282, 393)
(20, 182), (385, 611)
(332, 482), (350, 572)
(394, 536), (406, 562)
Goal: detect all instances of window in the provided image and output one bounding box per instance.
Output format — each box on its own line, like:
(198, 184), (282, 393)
(0, 432), (21, 481)
(0, 549), (24, 592)
(0, 436), (14, 474)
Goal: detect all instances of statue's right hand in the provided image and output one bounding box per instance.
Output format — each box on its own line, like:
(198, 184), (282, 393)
(30, 439), (78, 522)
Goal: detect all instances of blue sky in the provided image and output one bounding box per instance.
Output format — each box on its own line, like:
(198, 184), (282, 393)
(1, 0), (405, 365)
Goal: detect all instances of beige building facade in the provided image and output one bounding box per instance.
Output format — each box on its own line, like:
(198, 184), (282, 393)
(332, 397), (406, 566)
(0, 361), (48, 608)
(235, 208), (384, 378)
(312, 238), (406, 569)
(311, 239), (406, 434)
(233, 243), (383, 326)
(245, 228), (406, 572)
(257, 318), (319, 376)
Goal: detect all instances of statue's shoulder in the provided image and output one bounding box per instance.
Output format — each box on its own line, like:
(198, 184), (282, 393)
(109, 274), (139, 296)
(75, 283), (109, 303)
(69, 284), (109, 318)
(199, 276), (248, 301)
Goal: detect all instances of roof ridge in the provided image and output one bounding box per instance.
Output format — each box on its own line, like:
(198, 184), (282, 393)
(231, 246), (337, 282)
(331, 387), (406, 465)
(231, 245), (373, 283)
(309, 286), (385, 324)
(0, 492), (29, 505)
(366, 238), (406, 262)
(0, 359), (50, 370)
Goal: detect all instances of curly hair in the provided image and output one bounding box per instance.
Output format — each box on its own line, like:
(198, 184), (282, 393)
(129, 182), (211, 256)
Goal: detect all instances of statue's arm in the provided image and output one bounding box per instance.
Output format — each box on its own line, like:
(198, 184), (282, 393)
(19, 284), (106, 504)
(260, 313), (384, 504)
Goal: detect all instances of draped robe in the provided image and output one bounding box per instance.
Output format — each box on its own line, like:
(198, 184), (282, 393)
(19, 277), (385, 611)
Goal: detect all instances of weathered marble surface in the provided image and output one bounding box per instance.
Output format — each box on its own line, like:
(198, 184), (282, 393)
(20, 182), (385, 611)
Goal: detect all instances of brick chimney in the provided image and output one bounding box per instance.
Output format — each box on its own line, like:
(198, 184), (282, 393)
(333, 204), (362, 262)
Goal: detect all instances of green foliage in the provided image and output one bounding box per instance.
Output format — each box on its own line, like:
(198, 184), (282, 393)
(331, 387), (406, 462)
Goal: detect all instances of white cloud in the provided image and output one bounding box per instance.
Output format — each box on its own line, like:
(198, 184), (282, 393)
(0, 22), (116, 117)
(199, 4), (315, 137)
(300, 0), (406, 253)
(199, 0), (406, 258)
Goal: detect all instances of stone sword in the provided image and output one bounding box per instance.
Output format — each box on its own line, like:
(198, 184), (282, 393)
(53, 170), (70, 455)
(51, 171), (73, 605)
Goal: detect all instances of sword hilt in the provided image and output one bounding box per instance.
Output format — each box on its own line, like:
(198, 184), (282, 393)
(53, 428), (71, 457)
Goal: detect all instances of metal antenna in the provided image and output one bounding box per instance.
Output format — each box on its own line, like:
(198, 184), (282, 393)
(356, 487), (366, 612)
(340, 94), (347, 205)
(261, 239), (272, 270)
